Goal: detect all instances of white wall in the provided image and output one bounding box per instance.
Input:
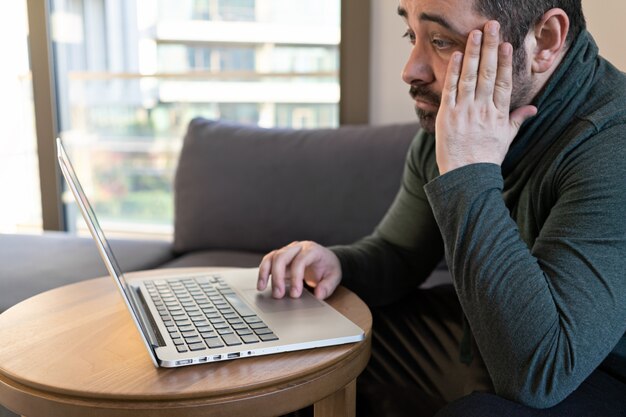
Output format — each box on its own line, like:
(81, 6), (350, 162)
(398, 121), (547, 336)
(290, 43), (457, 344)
(369, 0), (626, 125)
(369, 0), (416, 125)
(582, 0), (626, 71)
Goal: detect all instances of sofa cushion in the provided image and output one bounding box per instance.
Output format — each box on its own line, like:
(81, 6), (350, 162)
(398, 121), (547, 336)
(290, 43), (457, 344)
(159, 250), (263, 269)
(174, 118), (419, 254)
(0, 232), (175, 312)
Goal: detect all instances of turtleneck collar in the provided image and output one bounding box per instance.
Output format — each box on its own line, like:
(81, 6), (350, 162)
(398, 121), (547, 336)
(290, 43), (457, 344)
(501, 30), (599, 178)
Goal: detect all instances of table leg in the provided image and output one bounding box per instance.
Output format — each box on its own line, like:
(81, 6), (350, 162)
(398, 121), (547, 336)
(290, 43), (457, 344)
(313, 379), (356, 417)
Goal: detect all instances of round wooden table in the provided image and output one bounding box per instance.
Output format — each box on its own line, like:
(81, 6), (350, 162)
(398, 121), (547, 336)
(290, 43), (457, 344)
(0, 269), (372, 417)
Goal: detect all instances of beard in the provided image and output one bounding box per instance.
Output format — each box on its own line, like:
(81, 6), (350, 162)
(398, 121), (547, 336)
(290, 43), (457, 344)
(411, 50), (534, 134)
(410, 84), (441, 133)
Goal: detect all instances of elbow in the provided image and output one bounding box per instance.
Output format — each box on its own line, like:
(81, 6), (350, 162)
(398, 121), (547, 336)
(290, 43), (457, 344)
(493, 375), (576, 409)
(503, 390), (568, 409)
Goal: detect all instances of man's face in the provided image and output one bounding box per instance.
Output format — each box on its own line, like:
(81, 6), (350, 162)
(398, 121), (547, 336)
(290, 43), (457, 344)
(398, 0), (533, 132)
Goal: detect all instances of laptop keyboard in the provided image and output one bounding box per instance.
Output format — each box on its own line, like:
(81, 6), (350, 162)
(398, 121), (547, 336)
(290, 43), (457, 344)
(144, 275), (279, 354)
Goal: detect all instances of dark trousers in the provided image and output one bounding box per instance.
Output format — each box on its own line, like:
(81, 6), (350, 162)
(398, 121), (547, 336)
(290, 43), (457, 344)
(355, 285), (626, 417)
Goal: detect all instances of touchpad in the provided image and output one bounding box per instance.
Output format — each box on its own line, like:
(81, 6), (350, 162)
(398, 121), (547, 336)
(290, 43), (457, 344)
(242, 288), (324, 314)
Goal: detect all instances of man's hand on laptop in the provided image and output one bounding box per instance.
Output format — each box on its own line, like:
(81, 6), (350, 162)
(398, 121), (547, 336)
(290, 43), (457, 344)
(257, 241), (342, 300)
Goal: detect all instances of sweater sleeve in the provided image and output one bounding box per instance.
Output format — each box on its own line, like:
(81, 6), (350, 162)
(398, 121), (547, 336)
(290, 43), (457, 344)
(331, 131), (445, 306)
(423, 126), (626, 408)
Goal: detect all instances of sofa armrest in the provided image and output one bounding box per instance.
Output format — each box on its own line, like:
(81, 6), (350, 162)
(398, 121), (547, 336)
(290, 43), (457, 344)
(0, 232), (174, 312)
(174, 118), (419, 254)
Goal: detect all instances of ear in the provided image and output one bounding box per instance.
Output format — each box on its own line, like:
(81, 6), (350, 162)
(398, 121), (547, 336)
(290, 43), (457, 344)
(530, 8), (570, 74)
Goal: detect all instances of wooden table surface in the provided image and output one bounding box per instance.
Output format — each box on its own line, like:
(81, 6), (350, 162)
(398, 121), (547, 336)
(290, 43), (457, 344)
(0, 268), (372, 417)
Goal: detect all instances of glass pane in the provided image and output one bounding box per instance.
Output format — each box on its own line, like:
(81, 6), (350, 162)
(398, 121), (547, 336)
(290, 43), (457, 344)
(51, 0), (340, 239)
(0, 0), (42, 234)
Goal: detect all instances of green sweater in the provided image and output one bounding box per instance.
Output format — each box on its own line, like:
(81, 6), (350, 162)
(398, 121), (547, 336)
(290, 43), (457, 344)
(333, 31), (626, 408)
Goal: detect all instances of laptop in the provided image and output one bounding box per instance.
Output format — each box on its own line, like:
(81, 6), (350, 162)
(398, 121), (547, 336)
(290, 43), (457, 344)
(56, 138), (364, 368)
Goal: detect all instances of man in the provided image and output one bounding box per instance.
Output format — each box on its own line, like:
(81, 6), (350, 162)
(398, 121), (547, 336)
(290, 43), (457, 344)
(258, 0), (626, 415)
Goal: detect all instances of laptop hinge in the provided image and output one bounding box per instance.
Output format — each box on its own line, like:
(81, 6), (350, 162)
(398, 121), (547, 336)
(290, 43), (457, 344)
(128, 285), (165, 348)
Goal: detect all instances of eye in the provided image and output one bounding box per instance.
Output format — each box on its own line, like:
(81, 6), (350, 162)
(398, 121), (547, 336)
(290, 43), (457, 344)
(402, 29), (416, 45)
(431, 36), (453, 50)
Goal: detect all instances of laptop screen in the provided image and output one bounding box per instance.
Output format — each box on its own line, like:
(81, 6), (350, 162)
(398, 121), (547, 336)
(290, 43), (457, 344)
(56, 138), (160, 366)
(56, 139), (127, 286)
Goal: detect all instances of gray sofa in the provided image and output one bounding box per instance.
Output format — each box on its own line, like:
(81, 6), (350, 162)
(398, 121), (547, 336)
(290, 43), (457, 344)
(0, 118), (457, 315)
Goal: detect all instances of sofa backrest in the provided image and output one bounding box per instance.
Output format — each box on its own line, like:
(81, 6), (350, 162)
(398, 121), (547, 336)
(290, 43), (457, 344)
(173, 118), (419, 254)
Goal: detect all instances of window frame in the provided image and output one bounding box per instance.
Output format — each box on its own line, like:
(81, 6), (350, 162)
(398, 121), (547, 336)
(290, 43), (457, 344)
(27, 0), (371, 232)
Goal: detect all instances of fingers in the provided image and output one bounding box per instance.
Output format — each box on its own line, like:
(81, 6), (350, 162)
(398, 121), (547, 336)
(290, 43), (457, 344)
(456, 20), (512, 109)
(269, 244), (302, 298)
(257, 251), (273, 291)
(289, 248), (319, 298)
(442, 52), (463, 108)
(257, 241), (342, 300)
(457, 30), (482, 101)
(476, 21), (501, 101)
(314, 274), (341, 301)
(493, 41), (513, 111)
(257, 243), (300, 295)
(510, 105), (538, 132)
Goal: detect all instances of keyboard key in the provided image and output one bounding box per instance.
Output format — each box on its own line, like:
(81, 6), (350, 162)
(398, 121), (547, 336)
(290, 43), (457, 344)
(241, 334), (259, 344)
(259, 332), (279, 342)
(174, 318), (191, 324)
(206, 338), (225, 349)
(254, 327), (273, 335)
(221, 293), (256, 317)
(188, 342), (206, 351)
(222, 333), (243, 346)
(157, 278), (279, 351)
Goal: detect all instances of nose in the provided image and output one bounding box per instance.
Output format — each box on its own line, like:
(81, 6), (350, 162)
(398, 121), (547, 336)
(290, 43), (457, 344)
(401, 41), (435, 86)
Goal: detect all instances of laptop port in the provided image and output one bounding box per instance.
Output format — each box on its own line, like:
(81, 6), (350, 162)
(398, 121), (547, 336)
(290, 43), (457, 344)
(227, 352), (241, 359)
(198, 357), (208, 363)
(212, 355), (222, 360)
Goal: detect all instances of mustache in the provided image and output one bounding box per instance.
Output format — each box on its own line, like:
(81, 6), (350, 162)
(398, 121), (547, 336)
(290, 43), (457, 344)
(409, 85), (441, 106)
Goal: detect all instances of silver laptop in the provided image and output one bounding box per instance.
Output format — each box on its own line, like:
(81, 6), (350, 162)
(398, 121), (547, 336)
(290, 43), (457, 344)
(56, 138), (364, 368)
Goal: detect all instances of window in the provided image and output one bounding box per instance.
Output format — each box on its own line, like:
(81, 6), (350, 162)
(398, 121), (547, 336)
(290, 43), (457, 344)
(0, 1), (41, 233)
(49, 0), (341, 238)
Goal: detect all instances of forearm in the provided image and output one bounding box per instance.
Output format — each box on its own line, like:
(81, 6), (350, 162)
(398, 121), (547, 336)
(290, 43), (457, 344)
(424, 163), (626, 407)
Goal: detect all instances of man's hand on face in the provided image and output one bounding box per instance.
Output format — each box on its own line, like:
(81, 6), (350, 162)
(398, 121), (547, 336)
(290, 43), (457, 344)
(435, 20), (538, 175)
(257, 241), (342, 300)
